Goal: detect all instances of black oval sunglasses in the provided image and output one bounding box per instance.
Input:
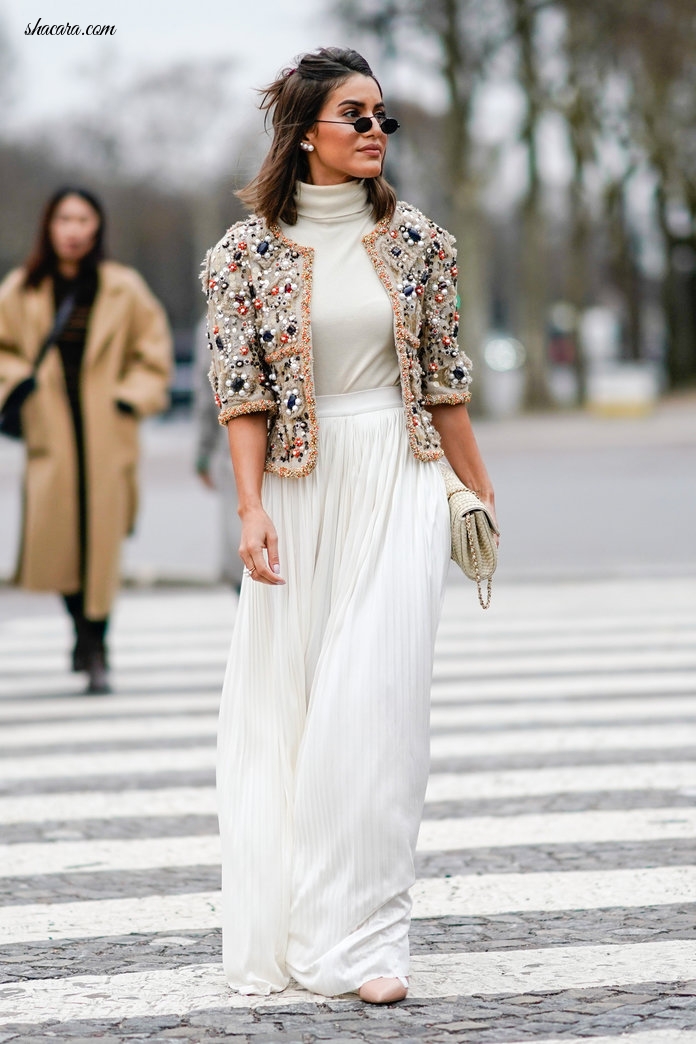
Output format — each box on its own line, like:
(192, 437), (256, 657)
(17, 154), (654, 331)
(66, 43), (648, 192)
(315, 115), (400, 135)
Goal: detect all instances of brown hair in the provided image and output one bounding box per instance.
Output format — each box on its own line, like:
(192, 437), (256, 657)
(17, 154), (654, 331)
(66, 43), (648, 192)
(237, 47), (397, 226)
(23, 186), (107, 288)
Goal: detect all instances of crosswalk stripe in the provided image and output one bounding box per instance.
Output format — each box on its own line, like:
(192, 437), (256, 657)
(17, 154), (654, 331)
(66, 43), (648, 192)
(3, 668), (694, 704)
(3, 808), (695, 876)
(424, 762), (696, 801)
(430, 722), (696, 758)
(429, 696), (696, 727)
(417, 808), (696, 850)
(0, 692), (220, 723)
(434, 629), (696, 654)
(432, 650), (696, 675)
(1, 940), (696, 1024)
(430, 672), (696, 701)
(0, 787), (218, 824)
(3, 714), (218, 747)
(5, 643), (696, 676)
(0, 746), (215, 781)
(2, 759), (694, 825)
(2, 867), (694, 944)
(5, 694), (696, 748)
(2, 721), (694, 781)
(0, 670), (226, 699)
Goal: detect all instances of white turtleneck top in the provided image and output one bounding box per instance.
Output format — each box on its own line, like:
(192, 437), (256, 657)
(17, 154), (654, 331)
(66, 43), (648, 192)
(279, 180), (400, 397)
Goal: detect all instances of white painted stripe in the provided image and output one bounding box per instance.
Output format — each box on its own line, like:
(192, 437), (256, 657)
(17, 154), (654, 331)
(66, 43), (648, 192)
(0, 890), (217, 942)
(430, 695), (696, 727)
(430, 722), (696, 758)
(0, 693), (219, 718)
(0, 787), (218, 825)
(0, 669), (226, 699)
(0, 668), (227, 699)
(4, 628), (696, 667)
(0, 746), (214, 781)
(2, 599), (234, 636)
(2, 941), (696, 1023)
(2, 723), (693, 781)
(2, 721), (691, 784)
(0, 692), (219, 722)
(6, 694), (694, 748)
(1, 648), (228, 675)
(1, 760), (694, 826)
(2, 668), (694, 705)
(2, 867), (695, 944)
(0, 628), (232, 653)
(417, 807), (696, 851)
(434, 629), (696, 654)
(430, 671), (696, 702)
(3, 714), (218, 747)
(4, 807), (694, 876)
(425, 761), (696, 802)
(410, 866), (696, 918)
(1, 835), (221, 876)
(432, 649), (696, 677)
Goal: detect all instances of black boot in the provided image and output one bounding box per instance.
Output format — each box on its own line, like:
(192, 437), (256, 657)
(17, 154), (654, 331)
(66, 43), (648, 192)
(64, 593), (89, 673)
(86, 639), (111, 695)
(83, 616), (111, 695)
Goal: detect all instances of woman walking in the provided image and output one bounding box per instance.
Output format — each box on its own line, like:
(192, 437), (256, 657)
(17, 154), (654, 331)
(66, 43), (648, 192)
(0, 187), (172, 693)
(202, 48), (497, 1002)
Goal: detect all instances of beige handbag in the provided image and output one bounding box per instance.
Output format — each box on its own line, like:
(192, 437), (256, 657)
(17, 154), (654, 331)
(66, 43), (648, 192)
(439, 461), (499, 609)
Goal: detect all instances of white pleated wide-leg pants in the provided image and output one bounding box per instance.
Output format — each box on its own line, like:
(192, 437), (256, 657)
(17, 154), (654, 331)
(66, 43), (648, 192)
(216, 386), (450, 997)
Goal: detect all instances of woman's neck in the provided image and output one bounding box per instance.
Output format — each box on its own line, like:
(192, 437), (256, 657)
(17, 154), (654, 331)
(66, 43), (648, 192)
(57, 260), (79, 279)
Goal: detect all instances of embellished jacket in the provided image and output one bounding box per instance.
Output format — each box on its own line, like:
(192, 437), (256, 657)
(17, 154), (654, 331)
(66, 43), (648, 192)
(199, 200), (472, 478)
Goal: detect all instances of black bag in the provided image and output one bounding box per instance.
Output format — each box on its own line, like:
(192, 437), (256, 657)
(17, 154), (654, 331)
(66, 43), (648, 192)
(0, 292), (77, 440)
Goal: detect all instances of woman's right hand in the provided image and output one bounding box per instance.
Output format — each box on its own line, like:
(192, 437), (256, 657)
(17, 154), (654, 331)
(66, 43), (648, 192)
(239, 506), (285, 585)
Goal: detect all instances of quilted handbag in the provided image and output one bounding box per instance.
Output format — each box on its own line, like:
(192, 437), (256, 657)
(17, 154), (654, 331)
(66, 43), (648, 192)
(439, 461), (499, 609)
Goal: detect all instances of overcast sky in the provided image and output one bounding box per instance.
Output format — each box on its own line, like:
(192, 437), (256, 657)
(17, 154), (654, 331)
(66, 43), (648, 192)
(3, 0), (348, 126)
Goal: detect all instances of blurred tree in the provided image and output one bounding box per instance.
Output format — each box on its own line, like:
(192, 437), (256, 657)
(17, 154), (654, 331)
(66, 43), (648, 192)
(510, 0), (554, 408)
(555, 0), (696, 384)
(337, 0), (512, 408)
(338, 0), (558, 408)
(339, 0), (696, 400)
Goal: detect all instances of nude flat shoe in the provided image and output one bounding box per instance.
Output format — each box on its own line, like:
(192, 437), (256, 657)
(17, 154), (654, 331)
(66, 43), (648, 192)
(359, 976), (408, 1004)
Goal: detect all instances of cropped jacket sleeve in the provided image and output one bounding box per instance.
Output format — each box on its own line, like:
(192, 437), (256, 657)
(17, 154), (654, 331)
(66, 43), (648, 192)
(418, 229), (472, 407)
(200, 239), (278, 424)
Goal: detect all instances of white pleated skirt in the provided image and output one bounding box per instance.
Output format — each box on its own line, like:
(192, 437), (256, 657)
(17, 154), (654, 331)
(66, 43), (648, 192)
(216, 386), (450, 997)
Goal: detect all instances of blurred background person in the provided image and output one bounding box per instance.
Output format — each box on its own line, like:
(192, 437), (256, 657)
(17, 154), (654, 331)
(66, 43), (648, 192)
(0, 186), (172, 694)
(193, 314), (243, 591)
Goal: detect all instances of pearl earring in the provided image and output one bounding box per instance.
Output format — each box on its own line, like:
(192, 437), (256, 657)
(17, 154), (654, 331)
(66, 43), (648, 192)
(300, 141), (315, 152)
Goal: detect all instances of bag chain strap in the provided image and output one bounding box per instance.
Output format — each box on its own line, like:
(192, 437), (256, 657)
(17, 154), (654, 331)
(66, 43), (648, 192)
(465, 512), (492, 610)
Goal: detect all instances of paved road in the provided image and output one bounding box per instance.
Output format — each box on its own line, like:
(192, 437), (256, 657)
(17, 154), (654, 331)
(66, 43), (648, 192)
(1, 394), (696, 586)
(1, 576), (695, 1041)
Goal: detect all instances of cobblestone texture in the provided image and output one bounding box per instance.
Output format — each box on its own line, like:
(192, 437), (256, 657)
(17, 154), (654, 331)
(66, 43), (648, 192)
(5, 786), (695, 844)
(3, 906), (696, 984)
(0, 981), (694, 1042)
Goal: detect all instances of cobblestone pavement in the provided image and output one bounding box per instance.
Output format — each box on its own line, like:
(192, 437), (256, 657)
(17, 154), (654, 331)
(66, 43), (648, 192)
(0, 578), (695, 1043)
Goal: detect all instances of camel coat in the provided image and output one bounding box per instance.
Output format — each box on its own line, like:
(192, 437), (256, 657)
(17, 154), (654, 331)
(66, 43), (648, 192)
(0, 261), (172, 618)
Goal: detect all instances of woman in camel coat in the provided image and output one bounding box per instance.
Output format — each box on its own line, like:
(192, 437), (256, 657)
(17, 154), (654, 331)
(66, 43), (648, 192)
(0, 186), (172, 693)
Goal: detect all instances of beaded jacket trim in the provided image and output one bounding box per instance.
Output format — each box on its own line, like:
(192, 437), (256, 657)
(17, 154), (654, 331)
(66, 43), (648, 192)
(200, 200), (472, 478)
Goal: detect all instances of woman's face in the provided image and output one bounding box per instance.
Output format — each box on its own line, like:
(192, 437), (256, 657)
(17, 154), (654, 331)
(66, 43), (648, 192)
(49, 194), (101, 264)
(304, 73), (389, 185)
